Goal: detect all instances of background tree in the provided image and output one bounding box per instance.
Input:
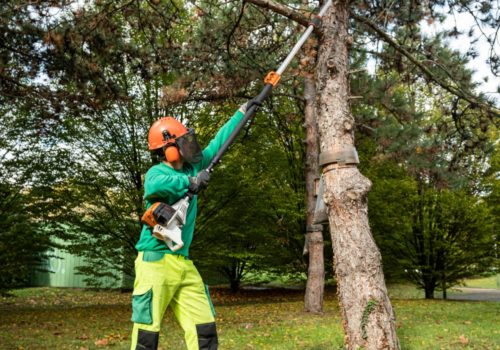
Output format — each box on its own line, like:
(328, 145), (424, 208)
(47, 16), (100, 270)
(0, 104), (51, 293)
(482, 146), (500, 269)
(0, 183), (51, 293)
(192, 98), (310, 291)
(1, 0), (199, 286)
(353, 31), (498, 298)
(367, 160), (496, 298)
(301, 36), (325, 314)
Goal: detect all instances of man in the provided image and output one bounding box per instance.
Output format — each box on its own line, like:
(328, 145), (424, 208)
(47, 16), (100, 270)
(130, 103), (248, 350)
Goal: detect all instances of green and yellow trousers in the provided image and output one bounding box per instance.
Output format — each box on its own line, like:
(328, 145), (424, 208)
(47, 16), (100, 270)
(130, 252), (217, 350)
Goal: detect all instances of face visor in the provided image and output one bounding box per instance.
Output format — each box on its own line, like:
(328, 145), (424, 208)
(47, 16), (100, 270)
(176, 129), (203, 164)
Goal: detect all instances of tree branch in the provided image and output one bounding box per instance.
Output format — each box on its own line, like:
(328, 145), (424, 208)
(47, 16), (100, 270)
(227, 2), (247, 59)
(245, 0), (310, 27)
(351, 12), (500, 116)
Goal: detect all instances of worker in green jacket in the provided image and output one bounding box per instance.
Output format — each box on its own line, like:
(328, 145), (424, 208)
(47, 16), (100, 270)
(130, 104), (248, 350)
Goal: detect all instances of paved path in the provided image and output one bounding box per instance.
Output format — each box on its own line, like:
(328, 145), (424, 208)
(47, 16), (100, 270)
(447, 287), (500, 302)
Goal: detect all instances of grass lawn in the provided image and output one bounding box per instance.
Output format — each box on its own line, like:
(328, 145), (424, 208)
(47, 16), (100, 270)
(0, 287), (499, 350)
(462, 275), (500, 290)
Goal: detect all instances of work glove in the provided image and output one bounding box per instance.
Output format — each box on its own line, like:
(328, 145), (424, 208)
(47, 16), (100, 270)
(238, 101), (249, 114)
(238, 99), (261, 114)
(188, 169), (210, 194)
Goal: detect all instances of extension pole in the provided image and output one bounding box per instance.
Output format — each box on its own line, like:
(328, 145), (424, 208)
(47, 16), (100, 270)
(206, 0), (333, 172)
(276, 0), (332, 75)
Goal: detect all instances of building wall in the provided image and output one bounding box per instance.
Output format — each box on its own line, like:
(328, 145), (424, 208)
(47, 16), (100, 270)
(30, 248), (131, 289)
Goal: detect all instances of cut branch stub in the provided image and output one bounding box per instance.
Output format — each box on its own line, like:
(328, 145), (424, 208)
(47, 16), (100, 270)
(326, 59), (338, 75)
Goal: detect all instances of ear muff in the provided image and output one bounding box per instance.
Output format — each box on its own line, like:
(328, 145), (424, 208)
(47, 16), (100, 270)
(164, 145), (180, 163)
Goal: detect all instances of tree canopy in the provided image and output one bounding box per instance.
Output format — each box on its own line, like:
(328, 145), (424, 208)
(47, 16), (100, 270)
(0, 0), (497, 296)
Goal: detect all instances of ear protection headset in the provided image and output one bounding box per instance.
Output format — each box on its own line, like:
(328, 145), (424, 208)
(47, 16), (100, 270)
(164, 144), (180, 163)
(161, 130), (181, 163)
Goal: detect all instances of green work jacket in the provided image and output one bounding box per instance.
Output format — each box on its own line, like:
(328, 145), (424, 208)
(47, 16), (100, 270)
(135, 110), (244, 257)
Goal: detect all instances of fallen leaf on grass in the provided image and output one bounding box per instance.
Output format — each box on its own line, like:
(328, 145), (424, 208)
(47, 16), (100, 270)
(77, 334), (89, 340)
(459, 335), (469, 345)
(95, 338), (109, 346)
(79, 347), (89, 350)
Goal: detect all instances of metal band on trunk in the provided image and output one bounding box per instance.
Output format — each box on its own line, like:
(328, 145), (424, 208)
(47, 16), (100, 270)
(319, 144), (359, 167)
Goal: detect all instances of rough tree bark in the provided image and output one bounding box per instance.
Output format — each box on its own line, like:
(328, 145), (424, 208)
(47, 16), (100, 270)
(303, 38), (325, 314)
(315, 1), (400, 348)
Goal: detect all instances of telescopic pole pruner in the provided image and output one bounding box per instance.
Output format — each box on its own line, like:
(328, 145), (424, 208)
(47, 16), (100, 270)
(142, 0), (333, 251)
(206, 0), (333, 172)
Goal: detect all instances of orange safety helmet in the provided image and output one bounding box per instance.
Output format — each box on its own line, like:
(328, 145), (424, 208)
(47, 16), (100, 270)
(148, 117), (202, 164)
(148, 117), (188, 150)
(148, 117), (187, 162)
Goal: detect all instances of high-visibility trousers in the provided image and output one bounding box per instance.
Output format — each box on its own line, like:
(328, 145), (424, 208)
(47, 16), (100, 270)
(130, 252), (217, 350)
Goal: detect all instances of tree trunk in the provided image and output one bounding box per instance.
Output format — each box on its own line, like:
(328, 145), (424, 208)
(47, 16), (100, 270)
(302, 31), (325, 314)
(315, 2), (400, 349)
(304, 230), (325, 312)
(230, 279), (240, 293)
(424, 283), (435, 299)
(223, 261), (245, 293)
